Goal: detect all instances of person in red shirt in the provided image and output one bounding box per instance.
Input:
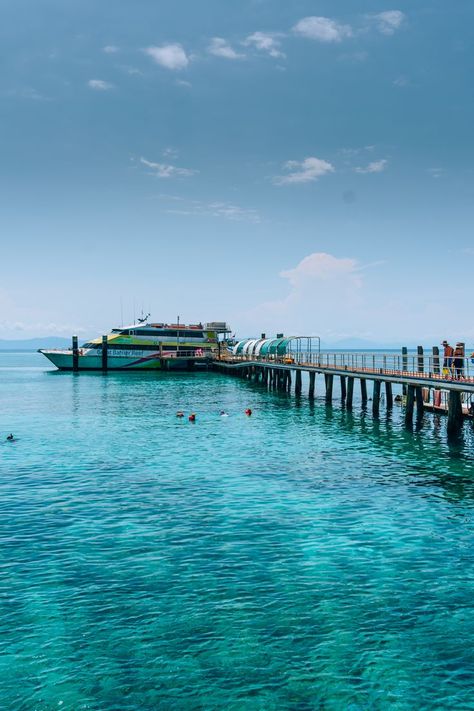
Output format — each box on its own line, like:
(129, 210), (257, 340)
(442, 340), (454, 374)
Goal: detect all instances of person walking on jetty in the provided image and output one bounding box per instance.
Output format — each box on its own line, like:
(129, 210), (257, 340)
(442, 340), (454, 376)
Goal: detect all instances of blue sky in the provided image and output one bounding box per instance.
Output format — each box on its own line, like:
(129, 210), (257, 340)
(1, 0), (473, 344)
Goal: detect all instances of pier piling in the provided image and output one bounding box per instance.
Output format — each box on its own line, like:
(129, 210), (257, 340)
(405, 385), (415, 426)
(309, 371), (315, 399)
(447, 391), (463, 435)
(325, 374), (334, 404)
(432, 346), (440, 376)
(295, 370), (302, 396)
(346, 377), (354, 409)
(72, 335), (79, 372)
(417, 346), (424, 373)
(402, 347), (408, 394)
(415, 386), (424, 420)
(360, 379), (368, 405)
(372, 381), (381, 418)
(340, 376), (347, 402)
(102, 335), (108, 371)
(385, 382), (393, 409)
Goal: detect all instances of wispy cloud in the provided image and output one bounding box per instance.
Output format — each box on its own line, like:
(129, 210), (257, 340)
(339, 51), (369, 63)
(103, 45), (119, 54)
(428, 167), (444, 179)
(159, 195), (260, 222)
(370, 11), (406, 35)
(87, 79), (114, 91)
(144, 44), (189, 70)
(393, 75), (410, 87)
(208, 37), (245, 60)
(11, 87), (50, 101)
(119, 65), (143, 76)
(274, 157), (335, 185)
(355, 159), (388, 174)
(0, 320), (88, 335)
(140, 157), (197, 179)
(293, 16), (353, 43)
(244, 32), (285, 58)
(163, 147), (178, 159)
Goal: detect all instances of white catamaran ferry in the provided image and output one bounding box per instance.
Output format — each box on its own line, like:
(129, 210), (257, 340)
(39, 320), (231, 371)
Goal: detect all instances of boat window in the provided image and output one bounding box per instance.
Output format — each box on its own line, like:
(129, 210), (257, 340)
(135, 329), (205, 338)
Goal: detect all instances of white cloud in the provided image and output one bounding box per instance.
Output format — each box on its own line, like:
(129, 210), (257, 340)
(371, 11), (406, 35)
(274, 157), (335, 185)
(103, 45), (119, 54)
(293, 16), (353, 42)
(244, 32), (285, 58)
(208, 37), (245, 60)
(355, 159), (388, 174)
(240, 252), (364, 336)
(281, 252), (362, 288)
(87, 79), (114, 91)
(176, 79), (192, 88)
(144, 44), (189, 70)
(140, 157), (197, 179)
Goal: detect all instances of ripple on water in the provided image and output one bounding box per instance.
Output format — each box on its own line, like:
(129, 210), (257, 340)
(1, 357), (474, 709)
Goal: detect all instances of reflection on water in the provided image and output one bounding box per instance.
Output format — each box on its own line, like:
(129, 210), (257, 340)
(1, 351), (474, 709)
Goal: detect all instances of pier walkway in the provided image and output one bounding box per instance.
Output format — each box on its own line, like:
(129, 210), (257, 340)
(214, 349), (474, 435)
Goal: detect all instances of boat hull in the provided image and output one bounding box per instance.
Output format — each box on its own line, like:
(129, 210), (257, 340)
(39, 350), (205, 371)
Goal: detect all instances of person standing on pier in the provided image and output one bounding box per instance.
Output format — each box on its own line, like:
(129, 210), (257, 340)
(442, 340), (454, 376)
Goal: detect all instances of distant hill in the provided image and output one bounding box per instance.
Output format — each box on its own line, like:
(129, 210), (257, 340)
(0, 337), (73, 350)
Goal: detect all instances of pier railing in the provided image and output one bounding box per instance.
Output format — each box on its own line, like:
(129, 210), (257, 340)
(218, 351), (474, 384)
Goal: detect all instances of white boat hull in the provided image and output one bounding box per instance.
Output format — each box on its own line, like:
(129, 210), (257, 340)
(39, 349), (202, 371)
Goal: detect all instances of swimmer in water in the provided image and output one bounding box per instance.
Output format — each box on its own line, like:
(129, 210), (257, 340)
(176, 411), (184, 418)
(245, 408), (252, 416)
(220, 411), (229, 417)
(189, 413), (196, 422)
(6, 433), (14, 441)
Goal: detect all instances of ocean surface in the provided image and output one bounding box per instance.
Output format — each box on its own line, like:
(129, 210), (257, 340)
(1, 351), (474, 710)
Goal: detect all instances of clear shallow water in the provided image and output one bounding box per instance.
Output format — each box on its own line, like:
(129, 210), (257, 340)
(1, 352), (474, 710)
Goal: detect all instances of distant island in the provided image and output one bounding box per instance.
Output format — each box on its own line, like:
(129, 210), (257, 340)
(0, 337), (73, 351)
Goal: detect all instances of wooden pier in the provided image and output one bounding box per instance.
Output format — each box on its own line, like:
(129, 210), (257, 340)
(213, 347), (474, 437)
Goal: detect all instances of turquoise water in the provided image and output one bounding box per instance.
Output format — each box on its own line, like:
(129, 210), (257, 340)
(1, 352), (474, 710)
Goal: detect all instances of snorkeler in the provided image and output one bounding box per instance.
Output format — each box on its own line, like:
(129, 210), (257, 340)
(6, 433), (14, 441)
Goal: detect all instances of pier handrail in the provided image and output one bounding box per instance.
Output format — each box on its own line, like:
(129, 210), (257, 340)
(216, 351), (474, 384)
